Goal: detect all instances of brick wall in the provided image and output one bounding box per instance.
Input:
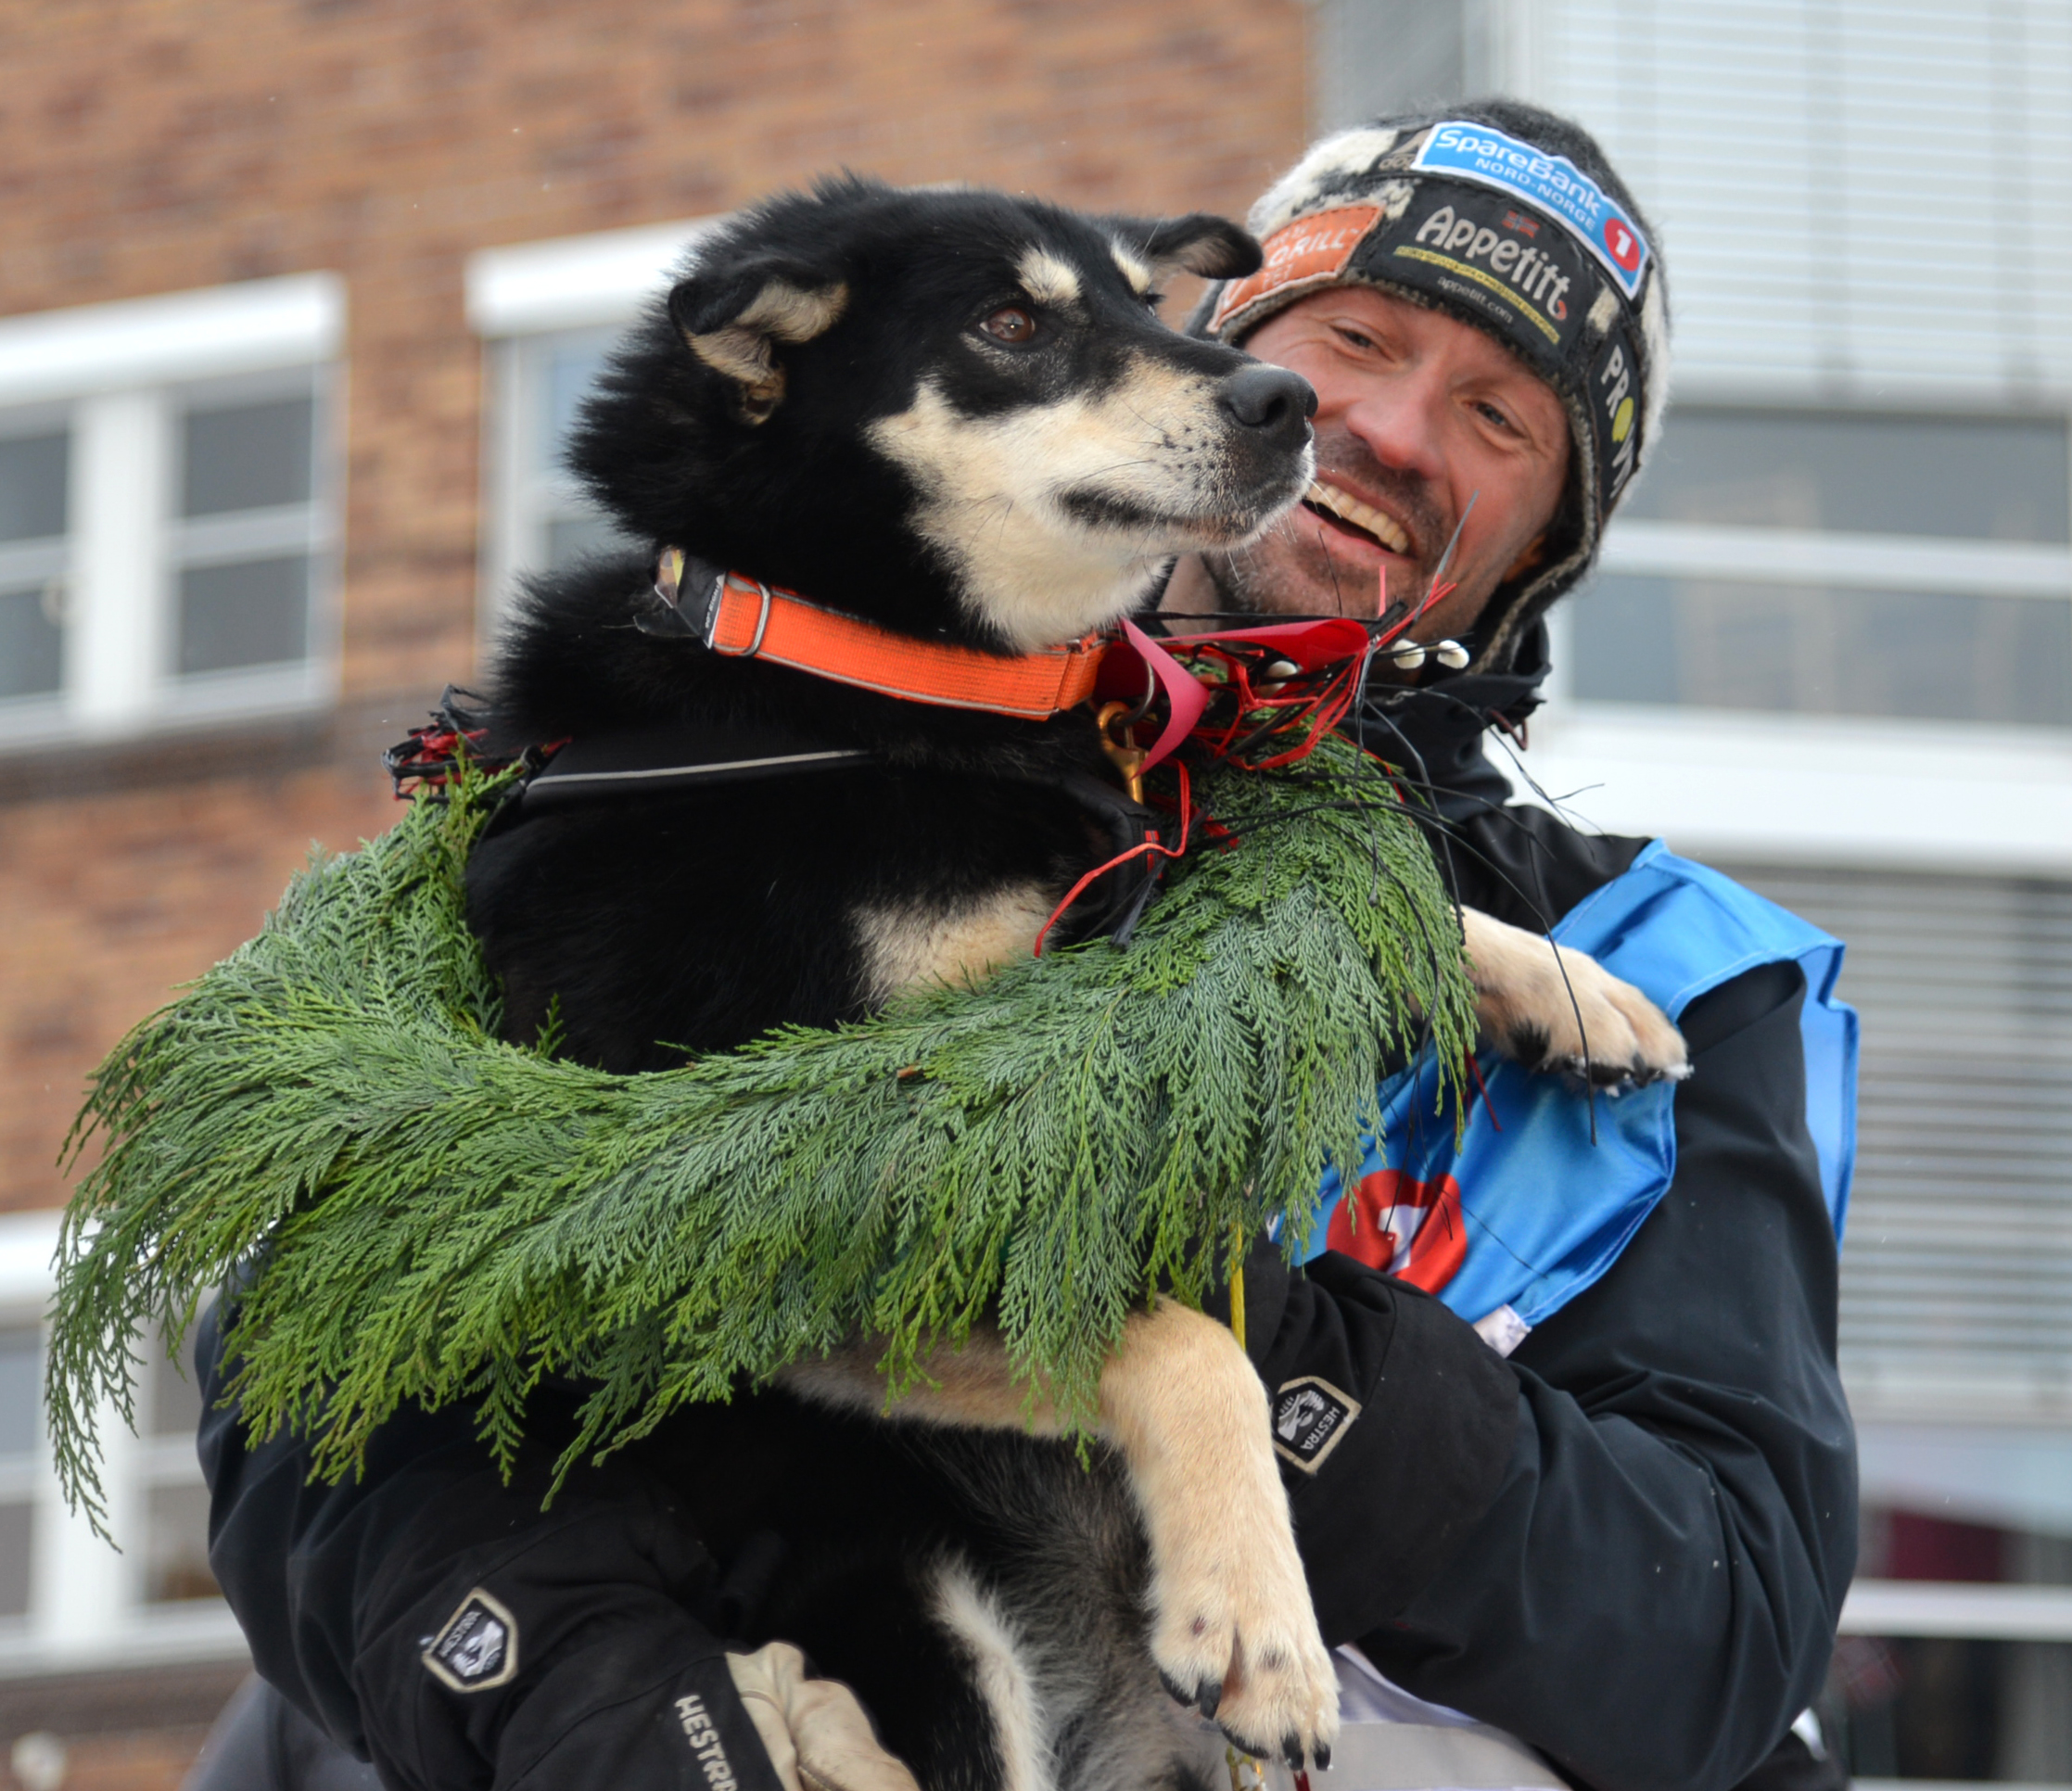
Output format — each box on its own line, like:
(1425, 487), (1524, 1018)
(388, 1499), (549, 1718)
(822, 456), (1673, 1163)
(2, 6), (1309, 1782)
(0, 0), (1311, 1218)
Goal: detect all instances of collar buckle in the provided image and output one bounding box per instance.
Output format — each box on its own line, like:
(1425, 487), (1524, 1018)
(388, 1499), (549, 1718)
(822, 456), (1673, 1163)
(705, 573), (775, 657)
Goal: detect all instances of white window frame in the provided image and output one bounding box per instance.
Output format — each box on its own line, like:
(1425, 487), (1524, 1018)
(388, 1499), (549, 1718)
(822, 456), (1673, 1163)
(1518, 387), (2072, 877)
(468, 219), (712, 642)
(0, 274), (346, 751)
(0, 1210), (243, 1680)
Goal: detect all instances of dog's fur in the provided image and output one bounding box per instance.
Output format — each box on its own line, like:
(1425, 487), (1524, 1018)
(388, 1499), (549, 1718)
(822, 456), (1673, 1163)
(468, 177), (1683, 1791)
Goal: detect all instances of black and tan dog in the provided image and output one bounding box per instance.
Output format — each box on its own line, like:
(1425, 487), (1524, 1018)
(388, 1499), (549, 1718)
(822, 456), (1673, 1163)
(466, 177), (1684, 1791)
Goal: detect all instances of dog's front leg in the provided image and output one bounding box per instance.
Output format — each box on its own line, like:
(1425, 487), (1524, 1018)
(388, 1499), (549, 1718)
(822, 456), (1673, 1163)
(1090, 1298), (1339, 1768)
(1459, 905), (1689, 1086)
(781, 1301), (1339, 1768)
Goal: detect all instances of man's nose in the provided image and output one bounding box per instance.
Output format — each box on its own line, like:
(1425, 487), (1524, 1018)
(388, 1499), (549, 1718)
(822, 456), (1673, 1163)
(1340, 364), (1449, 488)
(1215, 365), (1318, 445)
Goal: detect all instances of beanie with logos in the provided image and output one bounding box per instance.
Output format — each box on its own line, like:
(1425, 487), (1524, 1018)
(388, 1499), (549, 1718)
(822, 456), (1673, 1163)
(1192, 99), (1670, 672)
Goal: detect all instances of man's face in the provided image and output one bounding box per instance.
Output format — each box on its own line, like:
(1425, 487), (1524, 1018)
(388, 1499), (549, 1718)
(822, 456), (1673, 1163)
(1173, 286), (1570, 645)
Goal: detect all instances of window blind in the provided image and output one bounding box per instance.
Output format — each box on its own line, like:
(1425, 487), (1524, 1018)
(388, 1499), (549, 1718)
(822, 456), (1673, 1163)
(1716, 862), (2072, 1421)
(1529, 0), (2072, 398)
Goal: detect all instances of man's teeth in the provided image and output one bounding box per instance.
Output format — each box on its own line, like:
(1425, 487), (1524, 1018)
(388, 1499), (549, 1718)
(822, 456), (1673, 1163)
(1306, 481), (1411, 554)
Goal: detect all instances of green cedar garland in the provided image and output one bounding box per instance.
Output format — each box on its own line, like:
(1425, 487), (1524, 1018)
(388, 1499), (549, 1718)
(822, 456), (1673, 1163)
(46, 737), (1474, 1528)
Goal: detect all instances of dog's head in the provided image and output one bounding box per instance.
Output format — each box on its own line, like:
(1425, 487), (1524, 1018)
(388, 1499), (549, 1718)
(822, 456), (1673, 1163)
(570, 177), (1316, 654)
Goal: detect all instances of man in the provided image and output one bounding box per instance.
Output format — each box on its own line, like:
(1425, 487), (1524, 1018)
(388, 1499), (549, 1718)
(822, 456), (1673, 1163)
(194, 100), (1855, 1791)
(1148, 99), (1857, 1790)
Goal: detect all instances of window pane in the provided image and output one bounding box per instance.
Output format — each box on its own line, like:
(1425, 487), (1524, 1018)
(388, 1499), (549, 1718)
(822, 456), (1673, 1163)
(0, 583), (63, 699)
(544, 336), (614, 471)
(177, 554), (310, 675)
(1829, 1635), (2072, 1782)
(0, 1503), (30, 1618)
(1829, 1511), (2072, 1778)
(147, 1327), (205, 1440)
(0, 432), (67, 542)
(0, 1328), (38, 1458)
(1571, 575), (2072, 727)
(1621, 408), (2072, 543)
(143, 1482), (217, 1603)
(182, 396), (314, 517)
(546, 509), (634, 571)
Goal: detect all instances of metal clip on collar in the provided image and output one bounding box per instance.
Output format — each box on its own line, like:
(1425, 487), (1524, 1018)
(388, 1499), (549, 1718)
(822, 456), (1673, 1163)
(705, 572), (776, 658)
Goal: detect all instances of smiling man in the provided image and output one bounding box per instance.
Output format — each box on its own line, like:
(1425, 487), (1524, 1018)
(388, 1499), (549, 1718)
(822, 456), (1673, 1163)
(1165, 283), (1571, 644)
(1156, 102), (1860, 1791)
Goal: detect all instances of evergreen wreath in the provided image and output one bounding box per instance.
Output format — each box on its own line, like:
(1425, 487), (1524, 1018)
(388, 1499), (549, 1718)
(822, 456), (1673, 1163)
(46, 735), (1473, 1528)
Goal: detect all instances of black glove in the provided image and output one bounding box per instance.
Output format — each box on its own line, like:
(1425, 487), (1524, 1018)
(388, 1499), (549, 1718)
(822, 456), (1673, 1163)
(337, 1456), (775, 1791)
(197, 1294), (863, 1791)
(1206, 1236), (1519, 1644)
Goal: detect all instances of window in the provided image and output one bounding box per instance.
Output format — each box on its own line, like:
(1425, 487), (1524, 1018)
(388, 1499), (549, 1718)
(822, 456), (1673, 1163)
(1573, 407), (2072, 728)
(487, 326), (635, 591)
(1483, 9), (2072, 1780)
(1835, 1511), (2072, 1783)
(0, 423), (68, 706)
(468, 217), (709, 636)
(0, 1327), (38, 1622)
(0, 1211), (243, 1678)
(1717, 862), (2072, 1782)
(137, 1326), (215, 1606)
(174, 383), (322, 680)
(1713, 863), (2072, 1424)
(1527, 1), (2072, 394)
(0, 274), (343, 747)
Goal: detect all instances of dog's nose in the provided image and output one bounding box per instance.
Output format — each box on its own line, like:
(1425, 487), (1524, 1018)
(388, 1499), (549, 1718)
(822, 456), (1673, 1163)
(1216, 365), (1317, 435)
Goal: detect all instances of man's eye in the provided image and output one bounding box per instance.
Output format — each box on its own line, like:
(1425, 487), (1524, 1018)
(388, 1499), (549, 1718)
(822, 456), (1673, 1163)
(1476, 401), (1516, 432)
(979, 307), (1038, 344)
(1335, 325), (1380, 352)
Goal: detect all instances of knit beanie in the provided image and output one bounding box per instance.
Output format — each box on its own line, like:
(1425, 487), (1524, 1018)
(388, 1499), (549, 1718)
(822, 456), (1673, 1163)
(1193, 99), (1670, 671)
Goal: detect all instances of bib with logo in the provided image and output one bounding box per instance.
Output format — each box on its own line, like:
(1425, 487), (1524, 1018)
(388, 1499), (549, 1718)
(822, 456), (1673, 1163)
(1293, 843), (1857, 1349)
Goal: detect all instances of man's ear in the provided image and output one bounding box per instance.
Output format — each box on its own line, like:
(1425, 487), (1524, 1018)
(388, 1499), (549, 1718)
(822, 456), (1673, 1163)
(1105, 213), (1264, 285)
(667, 260), (849, 423)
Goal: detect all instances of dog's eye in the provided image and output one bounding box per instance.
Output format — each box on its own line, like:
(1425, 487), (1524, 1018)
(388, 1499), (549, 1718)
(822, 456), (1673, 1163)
(979, 307), (1038, 345)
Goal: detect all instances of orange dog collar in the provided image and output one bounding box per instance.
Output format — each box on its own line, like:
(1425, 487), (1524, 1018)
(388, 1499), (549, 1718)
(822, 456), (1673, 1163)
(655, 548), (1110, 721)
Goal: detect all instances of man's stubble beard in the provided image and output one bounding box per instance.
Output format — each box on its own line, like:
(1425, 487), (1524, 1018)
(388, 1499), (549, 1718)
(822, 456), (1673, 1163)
(1200, 438), (1450, 622)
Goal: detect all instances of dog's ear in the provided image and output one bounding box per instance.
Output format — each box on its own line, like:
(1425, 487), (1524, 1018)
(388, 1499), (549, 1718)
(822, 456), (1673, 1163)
(667, 260), (850, 424)
(1107, 214), (1263, 285)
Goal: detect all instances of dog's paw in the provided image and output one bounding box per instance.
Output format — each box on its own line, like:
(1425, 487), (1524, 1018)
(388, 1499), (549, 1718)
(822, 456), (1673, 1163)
(1146, 1503), (1340, 1770)
(1461, 907), (1689, 1090)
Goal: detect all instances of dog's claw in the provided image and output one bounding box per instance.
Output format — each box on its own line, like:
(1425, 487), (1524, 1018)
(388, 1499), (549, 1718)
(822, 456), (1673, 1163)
(1468, 911), (1689, 1090)
(1146, 1538), (1339, 1767)
(1281, 1735), (1304, 1770)
(1160, 1670), (1193, 1709)
(1315, 1743), (1332, 1772)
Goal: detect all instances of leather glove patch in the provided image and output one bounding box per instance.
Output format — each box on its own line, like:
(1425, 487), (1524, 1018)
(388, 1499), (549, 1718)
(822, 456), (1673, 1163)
(420, 1587), (520, 1692)
(1272, 1375), (1361, 1472)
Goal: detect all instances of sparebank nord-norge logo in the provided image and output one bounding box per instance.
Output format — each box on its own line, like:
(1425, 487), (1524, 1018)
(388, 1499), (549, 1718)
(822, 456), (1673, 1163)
(1414, 121), (1652, 298)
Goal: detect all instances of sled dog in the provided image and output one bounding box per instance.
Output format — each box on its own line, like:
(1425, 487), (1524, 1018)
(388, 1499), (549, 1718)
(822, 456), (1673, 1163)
(465, 176), (1684, 1791)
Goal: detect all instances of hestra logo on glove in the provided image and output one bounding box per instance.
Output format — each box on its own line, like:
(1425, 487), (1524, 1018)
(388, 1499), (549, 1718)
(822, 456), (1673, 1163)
(421, 1588), (519, 1692)
(673, 1694), (741, 1791)
(1273, 1376), (1360, 1473)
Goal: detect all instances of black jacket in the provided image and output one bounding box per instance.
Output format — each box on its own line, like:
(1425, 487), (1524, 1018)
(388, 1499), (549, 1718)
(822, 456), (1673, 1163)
(197, 635), (1854, 1791)
(1260, 642), (1858, 1787)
